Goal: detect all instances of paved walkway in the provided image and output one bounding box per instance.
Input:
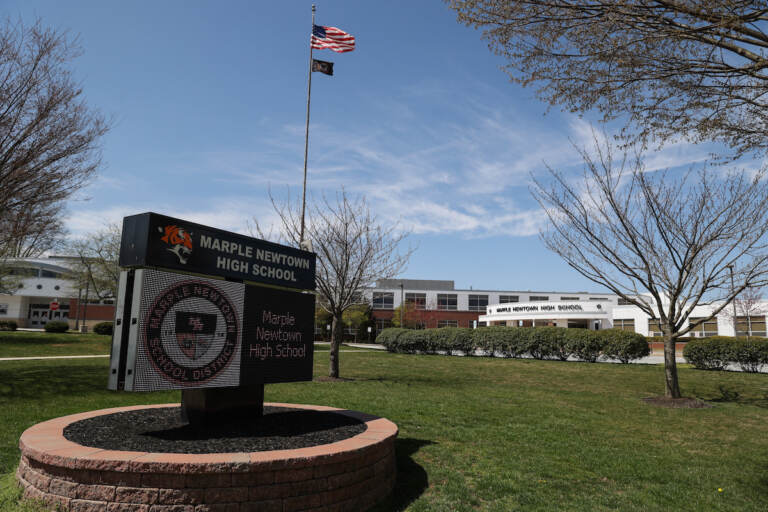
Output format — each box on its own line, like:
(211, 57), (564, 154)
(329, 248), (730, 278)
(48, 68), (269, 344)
(0, 354), (110, 361)
(0, 346), (384, 362)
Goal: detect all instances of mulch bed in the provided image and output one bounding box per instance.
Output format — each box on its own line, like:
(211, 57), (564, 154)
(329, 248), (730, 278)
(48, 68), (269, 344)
(642, 396), (713, 408)
(63, 406), (366, 454)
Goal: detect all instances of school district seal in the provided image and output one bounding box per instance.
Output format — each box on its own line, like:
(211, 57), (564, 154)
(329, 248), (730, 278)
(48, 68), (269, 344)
(144, 280), (239, 385)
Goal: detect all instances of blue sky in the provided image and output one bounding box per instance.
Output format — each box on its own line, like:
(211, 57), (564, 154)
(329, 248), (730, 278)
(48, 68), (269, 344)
(7, 1), (722, 292)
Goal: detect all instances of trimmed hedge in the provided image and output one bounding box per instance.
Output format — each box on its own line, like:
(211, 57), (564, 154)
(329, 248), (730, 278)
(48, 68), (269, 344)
(43, 321), (69, 333)
(600, 329), (651, 363)
(93, 322), (114, 336)
(683, 336), (735, 371)
(0, 320), (17, 331)
(377, 326), (651, 363)
(683, 336), (768, 372)
(566, 328), (603, 362)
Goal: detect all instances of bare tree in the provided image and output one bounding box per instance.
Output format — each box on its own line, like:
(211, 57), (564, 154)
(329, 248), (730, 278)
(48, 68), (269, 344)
(531, 138), (768, 397)
(448, 1), (768, 157)
(255, 191), (412, 378)
(0, 18), (108, 276)
(724, 286), (766, 338)
(67, 223), (121, 302)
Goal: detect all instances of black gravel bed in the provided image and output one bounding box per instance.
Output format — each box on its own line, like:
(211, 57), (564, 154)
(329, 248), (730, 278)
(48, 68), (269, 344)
(63, 406), (367, 454)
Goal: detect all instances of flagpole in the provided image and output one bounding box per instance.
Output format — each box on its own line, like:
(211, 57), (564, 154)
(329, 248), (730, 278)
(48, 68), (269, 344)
(300, 4), (316, 247)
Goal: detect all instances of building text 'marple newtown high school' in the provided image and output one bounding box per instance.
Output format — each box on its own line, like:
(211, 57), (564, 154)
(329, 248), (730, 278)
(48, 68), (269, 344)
(363, 279), (767, 338)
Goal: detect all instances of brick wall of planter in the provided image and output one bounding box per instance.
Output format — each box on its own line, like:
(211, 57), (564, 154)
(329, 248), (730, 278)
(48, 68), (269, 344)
(16, 403), (397, 512)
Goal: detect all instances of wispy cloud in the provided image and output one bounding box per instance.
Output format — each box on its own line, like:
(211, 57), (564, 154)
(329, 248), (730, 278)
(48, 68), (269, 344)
(66, 83), (719, 240)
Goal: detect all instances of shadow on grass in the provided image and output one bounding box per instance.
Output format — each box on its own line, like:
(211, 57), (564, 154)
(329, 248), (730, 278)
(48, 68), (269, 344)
(370, 437), (434, 512)
(690, 384), (768, 409)
(0, 362), (107, 401)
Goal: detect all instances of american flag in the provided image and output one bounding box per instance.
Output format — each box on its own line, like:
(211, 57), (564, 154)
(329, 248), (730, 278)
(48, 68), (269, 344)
(311, 25), (355, 53)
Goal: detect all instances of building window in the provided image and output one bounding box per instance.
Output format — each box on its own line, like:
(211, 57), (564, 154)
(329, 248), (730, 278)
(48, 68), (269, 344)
(590, 297), (609, 301)
(618, 298), (633, 305)
(468, 294), (488, 312)
(498, 295), (519, 303)
(405, 293), (426, 310)
(41, 270), (62, 278)
(529, 296), (549, 301)
(437, 294), (457, 310)
(375, 319), (392, 332)
(437, 320), (458, 328)
(735, 316), (766, 337)
(0, 304), (7, 315)
(560, 296), (579, 301)
(372, 292), (394, 310)
(648, 319), (664, 337)
(36, 284), (42, 290)
(613, 318), (635, 332)
(9, 268), (38, 277)
(686, 317), (718, 337)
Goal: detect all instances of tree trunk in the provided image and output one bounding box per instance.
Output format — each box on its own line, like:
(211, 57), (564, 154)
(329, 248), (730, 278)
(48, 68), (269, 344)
(663, 329), (681, 398)
(329, 313), (343, 378)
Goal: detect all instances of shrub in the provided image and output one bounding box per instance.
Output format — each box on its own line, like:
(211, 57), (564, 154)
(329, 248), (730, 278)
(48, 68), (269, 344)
(600, 329), (650, 363)
(729, 338), (768, 373)
(566, 329), (605, 362)
(93, 322), (114, 336)
(413, 329), (435, 353)
(449, 327), (475, 355)
(472, 326), (529, 357)
(427, 327), (473, 355)
(44, 321), (69, 333)
(0, 320), (18, 331)
(527, 327), (567, 360)
(376, 328), (409, 352)
(683, 336), (734, 370)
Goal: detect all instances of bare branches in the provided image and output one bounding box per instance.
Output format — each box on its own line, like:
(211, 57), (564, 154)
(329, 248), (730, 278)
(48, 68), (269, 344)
(66, 223), (121, 301)
(255, 189), (413, 377)
(449, 0), (768, 157)
(0, 18), (108, 265)
(531, 134), (768, 396)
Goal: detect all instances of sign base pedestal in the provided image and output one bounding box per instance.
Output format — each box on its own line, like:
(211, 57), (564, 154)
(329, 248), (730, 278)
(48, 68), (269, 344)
(181, 385), (264, 425)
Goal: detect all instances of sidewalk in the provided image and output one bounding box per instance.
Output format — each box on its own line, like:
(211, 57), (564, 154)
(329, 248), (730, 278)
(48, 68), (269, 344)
(0, 354), (109, 362)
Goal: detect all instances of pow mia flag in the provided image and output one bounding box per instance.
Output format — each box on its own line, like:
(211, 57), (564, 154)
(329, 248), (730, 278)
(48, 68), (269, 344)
(311, 59), (334, 76)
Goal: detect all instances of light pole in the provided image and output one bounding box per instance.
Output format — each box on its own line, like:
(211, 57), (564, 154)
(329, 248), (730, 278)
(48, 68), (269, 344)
(727, 264), (738, 336)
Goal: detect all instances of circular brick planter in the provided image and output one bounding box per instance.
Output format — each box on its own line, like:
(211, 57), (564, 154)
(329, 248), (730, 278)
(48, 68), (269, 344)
(17, 403), (398, 512)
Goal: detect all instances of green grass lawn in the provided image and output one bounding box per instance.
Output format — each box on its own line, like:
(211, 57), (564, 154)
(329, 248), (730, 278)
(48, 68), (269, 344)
(0, 332), (374, 358)
(0, 332), (112, 358)
(1, 352), (768, 511)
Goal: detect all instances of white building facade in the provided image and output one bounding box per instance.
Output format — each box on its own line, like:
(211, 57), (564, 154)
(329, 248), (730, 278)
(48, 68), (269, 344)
(0, 257), (116, 329)
(481, 298), (765, 338)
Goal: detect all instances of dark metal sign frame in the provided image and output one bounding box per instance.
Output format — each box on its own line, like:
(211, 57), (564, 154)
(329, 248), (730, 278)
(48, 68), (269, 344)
(119, 212), (316, 290)
(108, 213), (317, 402)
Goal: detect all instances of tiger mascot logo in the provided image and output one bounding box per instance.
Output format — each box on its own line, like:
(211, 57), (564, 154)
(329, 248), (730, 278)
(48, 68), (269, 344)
(159, 225), (193, 264)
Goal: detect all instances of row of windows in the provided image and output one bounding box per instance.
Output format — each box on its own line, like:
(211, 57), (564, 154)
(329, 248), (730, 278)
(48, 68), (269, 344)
(371, 292), (611, 310)
(373, 318), (472, 330)
(618, 316), (768, 337)
(8, 268), (66, 279)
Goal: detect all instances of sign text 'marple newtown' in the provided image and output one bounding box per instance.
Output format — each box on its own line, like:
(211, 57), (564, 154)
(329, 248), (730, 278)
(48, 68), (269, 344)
(200, 234), (312, 283)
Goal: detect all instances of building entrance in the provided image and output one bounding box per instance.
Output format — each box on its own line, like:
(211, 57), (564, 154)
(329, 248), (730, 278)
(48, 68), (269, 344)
(28, 303), (69, 327)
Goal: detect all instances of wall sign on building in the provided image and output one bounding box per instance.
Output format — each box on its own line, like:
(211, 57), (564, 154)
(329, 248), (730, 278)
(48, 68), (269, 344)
(108, 213), (316, 394)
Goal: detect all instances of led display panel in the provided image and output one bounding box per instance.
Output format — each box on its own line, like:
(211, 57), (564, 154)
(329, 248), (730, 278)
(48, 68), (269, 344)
(109, 268), (315, 392)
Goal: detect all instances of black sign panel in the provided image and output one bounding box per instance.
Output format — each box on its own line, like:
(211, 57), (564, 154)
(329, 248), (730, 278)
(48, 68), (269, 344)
(119, 212), (316, 290)
(111, 268), (316, 391)
(240, 286), (315, 385)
